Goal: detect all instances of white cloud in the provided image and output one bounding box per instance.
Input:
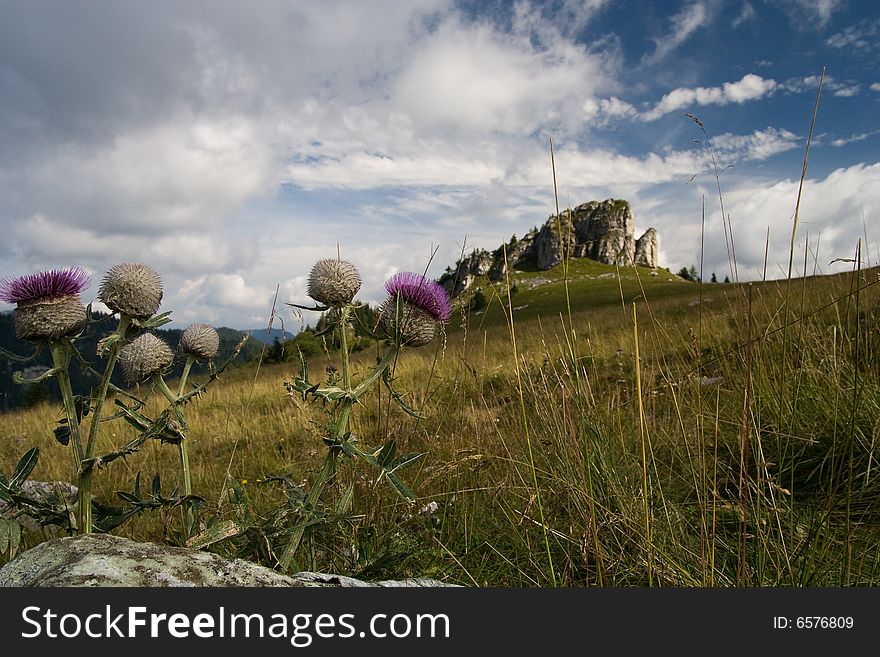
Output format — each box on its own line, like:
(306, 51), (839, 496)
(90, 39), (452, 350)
(23, 117), (275, 236)
(513, 0), (612, 38)
(732, 2), (757, 28)
(812, 0), (842, 26)
(583, 96), (639, 124)
(833, 84), (861, 97)
(557, 0), (613, 31)
(711, 128), (800, 161)
(781, 0), (844, 29)
(177, 273), (273, 322)
(780, 74), (861, 98)
(286, 149), (507, 191)
(641, 74), (777, 121)
(393, 16), (612, 136)
(648, 163), (880, 279)
(826, 18), (880, 51)
(778, 75), (825, 94)
(285, 125), (799, 195)
(643, 1), (710, 65)
(829, 130), (880, 147)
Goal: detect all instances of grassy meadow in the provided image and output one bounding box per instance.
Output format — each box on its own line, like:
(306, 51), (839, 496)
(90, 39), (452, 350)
(2, 254), (880, 586)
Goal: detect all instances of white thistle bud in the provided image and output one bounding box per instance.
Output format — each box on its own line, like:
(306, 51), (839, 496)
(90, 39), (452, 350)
(119, 333), (174, 384)
(179, 323), (220, 360)
(307, 259), (361, 307)
(98, 263), (163, 318)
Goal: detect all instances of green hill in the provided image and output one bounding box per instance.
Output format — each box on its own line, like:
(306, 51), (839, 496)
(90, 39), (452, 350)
(448, 258), (697, 329)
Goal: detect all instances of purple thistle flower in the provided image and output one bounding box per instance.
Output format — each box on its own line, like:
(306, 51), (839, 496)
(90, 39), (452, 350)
(384, 272), (452, 322)
(0, 267), (90, 304)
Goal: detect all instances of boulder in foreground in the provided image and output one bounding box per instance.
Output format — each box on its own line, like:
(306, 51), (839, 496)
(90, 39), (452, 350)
(0, 533), (454, 587)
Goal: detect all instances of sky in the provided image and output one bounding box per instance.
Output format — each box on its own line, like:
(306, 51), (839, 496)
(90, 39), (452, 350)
(1, 0), (878, 330)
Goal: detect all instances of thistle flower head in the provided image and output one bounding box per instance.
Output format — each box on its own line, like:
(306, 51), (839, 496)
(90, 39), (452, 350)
(98, 263), (163, 318)
(307, 259), (361, 307)
(383, 272), (452, 322)
(0, 267), (90, 341)
(379, 298), (438, 347)
(0, 267), (90, 304)
(119, 333), (174, 384)
(179, 323), (220, 361)
(12, 297), (88, 342)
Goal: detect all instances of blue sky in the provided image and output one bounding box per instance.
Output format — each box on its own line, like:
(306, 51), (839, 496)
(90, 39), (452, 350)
(1, 0), (878, 329)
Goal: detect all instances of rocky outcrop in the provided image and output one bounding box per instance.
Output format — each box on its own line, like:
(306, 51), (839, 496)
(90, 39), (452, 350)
(438, 199), (659, 296)
(0, 533), (455, 587)
(444, 249), (494, 296)
(535, 219), (567, 270)
(634, 227), (658, 268)
(486, 228), (538, 282)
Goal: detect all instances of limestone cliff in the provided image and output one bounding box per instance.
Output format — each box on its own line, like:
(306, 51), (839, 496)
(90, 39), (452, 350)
(439, 199), (659, 296)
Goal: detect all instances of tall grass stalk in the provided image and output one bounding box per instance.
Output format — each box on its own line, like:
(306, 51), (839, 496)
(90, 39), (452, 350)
(632, 303), (652, 585)
(845, 240), (862, 584)
(503, 243), (557, 586)
(780, 67), (825, 431)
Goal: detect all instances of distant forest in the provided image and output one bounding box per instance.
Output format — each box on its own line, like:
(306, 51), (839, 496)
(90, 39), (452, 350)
(0, 311), (263, 413)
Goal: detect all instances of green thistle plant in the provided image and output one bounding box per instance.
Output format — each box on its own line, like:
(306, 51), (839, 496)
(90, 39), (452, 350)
(173, 323), (220, 539)
(78, 262), (170, 533)
(0, 267), (92, 531)
(278, 264), (450, 572)
(0, 262), (228, 540)
(111, 322), (227, 541)
(179, 323), (220, 362)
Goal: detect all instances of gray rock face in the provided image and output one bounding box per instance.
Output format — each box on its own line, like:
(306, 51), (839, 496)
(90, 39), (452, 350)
(439, 199), (659, 296)
(487, 228), (538, 282)
(441, 248), (494, 296)
(568, 199), (635, 265)
(0, 534), (455, 587)
(533, 220), (564, 270)
(634, 227), (659, 269)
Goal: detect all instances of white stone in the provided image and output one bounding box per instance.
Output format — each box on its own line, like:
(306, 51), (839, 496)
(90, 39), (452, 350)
(0, 533), (455, 587)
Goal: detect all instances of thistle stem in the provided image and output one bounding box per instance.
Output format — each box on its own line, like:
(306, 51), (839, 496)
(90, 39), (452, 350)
(49, 340), (89, 533)
(351, 345), (399, 399)
(75, 313), (131, 534)
(85, 314), (130, 458)
(77, 469), (94, 534)
(339, 306), (352, 390)
(153, 371), (196, 541)
(154, 373), (178, 405)
(177, 355), (196, 398)
(279, 307), (379, 572)
(178, 436), (195, 540)
(278, 421), (344, 572)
